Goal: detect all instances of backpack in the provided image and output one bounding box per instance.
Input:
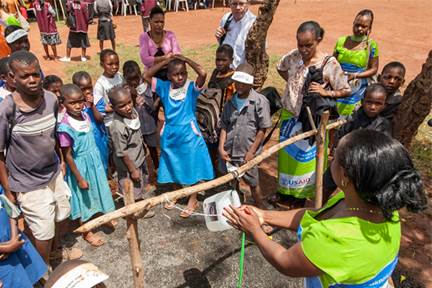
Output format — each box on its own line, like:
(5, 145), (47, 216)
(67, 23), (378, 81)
(258, 86), (282, 145)
(219, 13), (233, 45)
(196, 88), (223, 144)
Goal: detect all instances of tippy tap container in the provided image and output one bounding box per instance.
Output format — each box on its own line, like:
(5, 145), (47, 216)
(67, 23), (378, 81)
(203, 189), (241, 232)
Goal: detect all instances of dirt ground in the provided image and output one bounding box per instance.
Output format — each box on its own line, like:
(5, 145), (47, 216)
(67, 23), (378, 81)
(22, 0), (432, 287)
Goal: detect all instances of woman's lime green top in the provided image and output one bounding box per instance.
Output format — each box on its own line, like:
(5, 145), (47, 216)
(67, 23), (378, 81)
(334, 36), (379, 69)
(298, 192), (400, 287)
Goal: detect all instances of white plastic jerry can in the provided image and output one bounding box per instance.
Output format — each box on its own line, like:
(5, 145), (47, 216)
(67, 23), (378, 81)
(203, 189), (241, 232)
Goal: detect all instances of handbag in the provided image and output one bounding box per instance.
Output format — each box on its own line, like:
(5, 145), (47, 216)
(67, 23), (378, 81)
(65, 4), (76, 30)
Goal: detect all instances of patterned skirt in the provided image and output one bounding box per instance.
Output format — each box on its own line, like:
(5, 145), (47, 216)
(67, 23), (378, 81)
(40, 33), (61, 46)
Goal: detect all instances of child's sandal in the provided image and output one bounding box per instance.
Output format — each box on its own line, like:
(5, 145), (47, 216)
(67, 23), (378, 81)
(164, 201), (176, 210)
(179, 201), (198, 218)
(83, 232), (105, 247)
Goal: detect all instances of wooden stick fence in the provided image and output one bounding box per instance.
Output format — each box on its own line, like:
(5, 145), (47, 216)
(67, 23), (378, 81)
(75, 116), (345, 287)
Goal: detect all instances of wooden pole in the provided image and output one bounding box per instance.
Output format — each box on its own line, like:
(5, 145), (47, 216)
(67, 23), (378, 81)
(314, 111), (330, 209)
(75, 120), (346, 234)
(124, 179), (145, 288)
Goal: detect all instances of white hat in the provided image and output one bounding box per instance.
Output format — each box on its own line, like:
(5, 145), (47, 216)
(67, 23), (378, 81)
(231, 71), (254, 85)
(5, 29), (28, 44)
(49, 262), (109, 288)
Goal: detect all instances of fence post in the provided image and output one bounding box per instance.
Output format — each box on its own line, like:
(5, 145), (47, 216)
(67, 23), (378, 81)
(124, 179), (145, 288)
(314, 111), (330, 209)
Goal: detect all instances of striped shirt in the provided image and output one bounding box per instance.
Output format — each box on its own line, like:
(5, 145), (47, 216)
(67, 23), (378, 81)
(0, 91), (59, 192)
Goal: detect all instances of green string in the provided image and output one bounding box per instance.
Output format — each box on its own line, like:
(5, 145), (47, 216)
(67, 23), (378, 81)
(236, 232), (246, 288)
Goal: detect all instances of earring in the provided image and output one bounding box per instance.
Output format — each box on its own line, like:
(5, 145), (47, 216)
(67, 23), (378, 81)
(341, 179), (347, 188)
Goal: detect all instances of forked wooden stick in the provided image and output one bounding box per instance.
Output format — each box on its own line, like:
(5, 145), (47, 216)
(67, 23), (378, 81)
(75, 120), (346, 233)
(314, 111), (330, 208)
(124, 180), (145, 288)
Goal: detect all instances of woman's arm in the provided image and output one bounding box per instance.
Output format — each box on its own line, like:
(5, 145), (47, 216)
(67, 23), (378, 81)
(139, 34), (156, 68)
(61, 146), (89, 190)
(175, 55), (207, 88)
(224, 206), (321, 277)
(350, 56), (379, 80)
(0, 218), (25, 254)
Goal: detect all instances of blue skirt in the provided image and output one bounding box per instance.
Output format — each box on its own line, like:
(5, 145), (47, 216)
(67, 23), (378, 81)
(158, 120), (214, 185)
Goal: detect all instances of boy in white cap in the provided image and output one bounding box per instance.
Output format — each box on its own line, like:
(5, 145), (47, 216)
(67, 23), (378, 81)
(218, 63), (271, 213)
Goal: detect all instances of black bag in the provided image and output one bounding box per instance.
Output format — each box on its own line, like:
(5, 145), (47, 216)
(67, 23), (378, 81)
(196, 88), (223, 144)
(65, 5), (76, 30)
(153, 46), (168, 80)
(299, 56), (339, 144)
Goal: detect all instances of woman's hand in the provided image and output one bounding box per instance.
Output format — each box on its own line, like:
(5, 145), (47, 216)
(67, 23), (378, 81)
(308, 82), (328, 96)
(78, 179), (89, 190)
(223, 205), (265, 235)
(1, 234), (25, 254)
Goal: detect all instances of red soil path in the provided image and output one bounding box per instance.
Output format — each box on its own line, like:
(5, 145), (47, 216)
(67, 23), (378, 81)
(26, 0), (431, 285)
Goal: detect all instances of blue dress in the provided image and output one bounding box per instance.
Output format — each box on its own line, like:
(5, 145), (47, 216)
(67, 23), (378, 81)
(0, 190), (47, 288)
(58, 112), (115, 222)
(155, 79), (214, 185)
(83, 107), (109, 172)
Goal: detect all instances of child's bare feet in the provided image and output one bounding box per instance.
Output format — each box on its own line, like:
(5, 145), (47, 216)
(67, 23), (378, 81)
(103, 220), (118, 230)
(164, 200), (176, 210)
(83, 231), (105, 247)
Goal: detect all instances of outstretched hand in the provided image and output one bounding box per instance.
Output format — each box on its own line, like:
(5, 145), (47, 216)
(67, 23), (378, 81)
(223, 205), (264, 235)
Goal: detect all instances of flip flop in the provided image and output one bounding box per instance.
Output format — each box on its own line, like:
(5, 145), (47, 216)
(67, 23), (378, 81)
(164, 201), (176, 210)
(83, 232), (105, 247)
(179, 201), (198, 218)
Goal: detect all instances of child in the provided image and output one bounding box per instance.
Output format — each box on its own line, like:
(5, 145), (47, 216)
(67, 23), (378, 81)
(323, 83), (391, 198)
(33, 0), (61, 60)
(143, 55), (214, 217)
(218, 63), (272, 210)
(43, 75), (65, 121)
(93, 49), (124, 127)
(43, 74), (63, 98)
(60, 0), (90, 62)
(58, 84), (115, 247)
(379, 61), (406, 122)
(208, 44), (235, 103)
(0, 57), (13, 101)
(72, 71), (109, 172)
(108, 87), (156, 203)
(94, 0), (115, 52)
(201, 44), (235, 165)
(123, 60), (159, 171)
(0, 189), (47, 288)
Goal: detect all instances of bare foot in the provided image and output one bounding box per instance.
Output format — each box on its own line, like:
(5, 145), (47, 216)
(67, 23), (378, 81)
(179, 200), (198, 218)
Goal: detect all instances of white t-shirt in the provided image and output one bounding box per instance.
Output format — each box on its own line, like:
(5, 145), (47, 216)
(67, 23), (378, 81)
(219, 10), (256, 68)
(93, 72), (124, 126)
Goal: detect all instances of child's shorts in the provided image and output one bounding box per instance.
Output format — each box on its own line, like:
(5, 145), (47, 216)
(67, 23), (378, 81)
(118, 162), (150, 200)
(218, 157), (258, 188)
(143, 132), (158, 148)
(16, 172), (71, 241)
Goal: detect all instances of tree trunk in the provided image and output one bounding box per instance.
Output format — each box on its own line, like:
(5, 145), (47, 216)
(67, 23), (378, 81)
(393, 50), (432, 148)
(245, 0), (280, 89)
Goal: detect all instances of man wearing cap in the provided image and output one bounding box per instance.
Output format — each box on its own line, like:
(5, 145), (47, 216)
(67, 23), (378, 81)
(218, 63), (272, 218)
(215, 0), (256, 68)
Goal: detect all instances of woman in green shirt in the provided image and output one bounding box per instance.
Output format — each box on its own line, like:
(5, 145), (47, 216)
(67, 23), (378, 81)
(334, 9), (379, 117)
(224, 129), (426, 287)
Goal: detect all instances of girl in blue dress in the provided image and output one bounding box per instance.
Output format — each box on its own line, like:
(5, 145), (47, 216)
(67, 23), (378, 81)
(72, 71), (109, 172)
(0, 188), (47, 288)
(144, 54), (214, 218)
(58, 84), (115, 247)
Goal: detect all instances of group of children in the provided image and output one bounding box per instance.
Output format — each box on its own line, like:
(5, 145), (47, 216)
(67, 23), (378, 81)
(0, 9), (411, 287)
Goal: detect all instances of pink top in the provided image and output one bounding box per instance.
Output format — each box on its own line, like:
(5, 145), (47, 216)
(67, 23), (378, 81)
(139, 30), (181, 69)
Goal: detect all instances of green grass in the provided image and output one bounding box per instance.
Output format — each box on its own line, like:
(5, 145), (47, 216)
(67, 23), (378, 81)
(63, 43), (432, 182)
